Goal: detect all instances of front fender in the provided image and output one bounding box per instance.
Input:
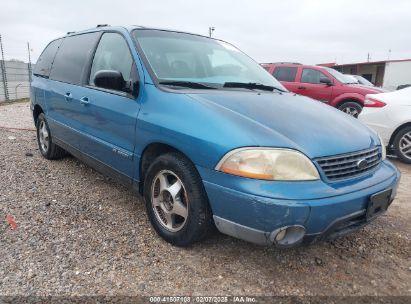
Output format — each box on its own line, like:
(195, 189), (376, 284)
(330, 93), (365, 107)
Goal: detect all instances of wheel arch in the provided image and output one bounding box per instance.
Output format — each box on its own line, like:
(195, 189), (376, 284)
(389, 122), (411, 147)
(138, 142), (197, 194)
(335, 98), (363, 109)
(33, 104), (44, 125)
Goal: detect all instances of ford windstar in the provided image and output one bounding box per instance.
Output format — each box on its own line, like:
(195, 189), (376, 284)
(31, 25), (400, 247)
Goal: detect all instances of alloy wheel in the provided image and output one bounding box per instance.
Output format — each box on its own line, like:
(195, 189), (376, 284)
(38, 120), (49, 153)
(151, 170), (189, 232)
(399, 131), (411, 161)
(342, 106), (359, 117)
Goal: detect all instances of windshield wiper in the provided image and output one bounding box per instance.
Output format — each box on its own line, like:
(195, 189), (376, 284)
(159, 80), (216, 89)
(223, 82), (286, 92)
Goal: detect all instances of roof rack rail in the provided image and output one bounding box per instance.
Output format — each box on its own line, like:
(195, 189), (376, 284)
(96, 24), (110, 28)
(273, 62), (302, 65)
(260, 62), (302, 65)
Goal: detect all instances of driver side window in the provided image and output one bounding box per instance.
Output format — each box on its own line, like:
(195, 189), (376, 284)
(89, 33), (133, 87)
(301, 68), (329, 84)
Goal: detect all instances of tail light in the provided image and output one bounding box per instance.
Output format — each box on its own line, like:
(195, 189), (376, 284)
(364, 98), (386, 107)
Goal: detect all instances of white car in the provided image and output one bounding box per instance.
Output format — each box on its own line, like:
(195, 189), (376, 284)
(359, 87), (411, 163)
(346, 74), (375, 87)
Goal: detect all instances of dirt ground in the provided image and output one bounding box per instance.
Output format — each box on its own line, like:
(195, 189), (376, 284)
(0, 102), (410, 297)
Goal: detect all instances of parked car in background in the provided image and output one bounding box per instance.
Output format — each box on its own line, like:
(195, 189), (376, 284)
(359, 87), (411, 163)
(346, 74), (375, 87)
(345, 75), (361, 84)
(261, 63), (386, 117)
(31, 26), (400, 248)
(397, 84), (411, 90)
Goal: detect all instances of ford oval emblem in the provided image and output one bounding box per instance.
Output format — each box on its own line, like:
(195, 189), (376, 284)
(357, 159), (368, 169)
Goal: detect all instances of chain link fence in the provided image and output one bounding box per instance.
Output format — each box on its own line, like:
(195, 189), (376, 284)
(0, 60), (32, 102)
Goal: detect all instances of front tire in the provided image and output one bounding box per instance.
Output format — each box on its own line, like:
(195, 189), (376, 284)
(393, 126), (411, 164)
(36, 113), (67, 160)
(338, 101), (362, 118)
(143, 152), (213, 246)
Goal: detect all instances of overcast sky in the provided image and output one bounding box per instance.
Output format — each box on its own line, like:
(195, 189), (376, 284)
(1, 0), (410, 65)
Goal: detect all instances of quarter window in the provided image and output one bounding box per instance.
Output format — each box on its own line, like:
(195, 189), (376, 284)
(50, 33), (100, 85)
(89, 33), (133, 85)
(301, 68), (330, 84)
(273, 67), (297, 82)
(33, 39), (62, 78)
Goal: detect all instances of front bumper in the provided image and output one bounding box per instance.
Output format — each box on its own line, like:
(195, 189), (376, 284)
(197, 160), (400, 247)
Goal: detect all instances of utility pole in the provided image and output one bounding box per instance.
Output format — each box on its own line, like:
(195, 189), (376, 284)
(0, 34), (9, 101)
(367, 53), (370, 62)
(27, 42), (32, 83)
(208, 27), (215, 37)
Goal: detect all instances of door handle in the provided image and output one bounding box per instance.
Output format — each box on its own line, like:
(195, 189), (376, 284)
(80, 96), (90, 106)
(64, 92), (72, 101)
(298, 86), (306, 90)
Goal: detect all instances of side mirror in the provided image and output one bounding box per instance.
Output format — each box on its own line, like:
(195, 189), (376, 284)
(94, 70), (125, 91)
(320, 78), (333, 86)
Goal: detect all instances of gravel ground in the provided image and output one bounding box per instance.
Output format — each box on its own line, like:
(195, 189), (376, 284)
(0, 102), (410, 297)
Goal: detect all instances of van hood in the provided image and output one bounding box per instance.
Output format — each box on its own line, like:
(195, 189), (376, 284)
(187, 91), (379, 158)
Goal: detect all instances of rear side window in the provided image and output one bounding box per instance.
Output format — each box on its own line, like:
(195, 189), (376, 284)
(301, 68), (329, 84)
(33, 39), (62, 78)
(89, 33), (133, 84)
(50, 32), (100, 85)
(273, 67), (297, 82)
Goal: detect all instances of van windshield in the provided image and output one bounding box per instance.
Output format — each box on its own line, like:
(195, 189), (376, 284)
(132, 29), (285, 91)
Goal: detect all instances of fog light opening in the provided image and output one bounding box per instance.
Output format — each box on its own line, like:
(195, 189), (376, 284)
(272, 225), (306, 246)
(275, 229), (287, 241)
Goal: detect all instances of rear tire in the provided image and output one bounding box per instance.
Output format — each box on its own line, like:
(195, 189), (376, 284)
(393, 126), (411, 164)
(36, 113), (67, 160)
(143, 152), (213, 246)
(338, 101), (362, 118)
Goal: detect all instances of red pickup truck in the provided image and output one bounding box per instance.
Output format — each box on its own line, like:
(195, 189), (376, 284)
(261, 63), (386, 117)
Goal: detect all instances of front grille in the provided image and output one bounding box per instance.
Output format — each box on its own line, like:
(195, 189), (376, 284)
(316, 147), (381, 181)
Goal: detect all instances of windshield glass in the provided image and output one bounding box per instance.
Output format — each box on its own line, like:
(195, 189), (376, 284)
(354, 75), (374, 86)
(324, 67), (357, 84)
(132, 29), (286, 90)
(345, 75), (360, 84)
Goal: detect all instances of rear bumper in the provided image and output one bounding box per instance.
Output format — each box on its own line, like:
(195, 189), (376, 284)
(358, 108), (392, 146)
(199, 161), (400, 247)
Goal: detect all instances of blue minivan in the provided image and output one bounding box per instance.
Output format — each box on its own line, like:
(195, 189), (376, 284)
(31, 25), (400, 247)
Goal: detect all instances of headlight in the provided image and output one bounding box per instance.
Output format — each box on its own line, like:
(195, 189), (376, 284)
(215, 148), (320, 181)
(377, 134), (386, 160)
